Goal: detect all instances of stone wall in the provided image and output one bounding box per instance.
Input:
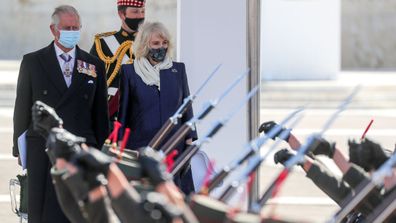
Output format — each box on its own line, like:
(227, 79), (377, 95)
(0, 0), (176, 60)
(2, 0), (396, 69)
(342, 0), (396, 69)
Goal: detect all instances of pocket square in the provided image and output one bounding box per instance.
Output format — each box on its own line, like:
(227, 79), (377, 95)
(87, 80), (94, 84)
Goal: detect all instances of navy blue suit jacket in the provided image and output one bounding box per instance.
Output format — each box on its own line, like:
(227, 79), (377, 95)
(118, 62), (197, 151)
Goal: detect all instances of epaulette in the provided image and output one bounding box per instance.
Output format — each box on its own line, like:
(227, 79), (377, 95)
(94, 31), (117, 39)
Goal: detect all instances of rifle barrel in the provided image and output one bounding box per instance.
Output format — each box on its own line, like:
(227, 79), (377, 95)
(253, 87), (360, 213)
(365, 188), (396, 223)
(204, 107), (305, 194)
(159, 70), (251, 156)
(148, 119), (174, 149)
(328, 153), (396, 223)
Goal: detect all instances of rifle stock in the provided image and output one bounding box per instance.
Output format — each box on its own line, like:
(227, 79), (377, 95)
(365, 186), (396, 223)
(328, 152), (396, 223)
(148, 119), (175, 150)
(147, 64), (221, 150)
(161, 124), (192, 155)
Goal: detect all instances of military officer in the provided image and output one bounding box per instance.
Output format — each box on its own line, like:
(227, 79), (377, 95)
(90, 0), (145, 123)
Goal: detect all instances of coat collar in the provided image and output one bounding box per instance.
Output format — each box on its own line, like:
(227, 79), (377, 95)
(39, 42), (68, 95)
(39, 42), (89, 108)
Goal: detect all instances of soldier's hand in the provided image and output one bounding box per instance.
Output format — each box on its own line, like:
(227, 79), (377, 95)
(75, 148), (112, 176)
(258, 121), (291, 141)
(156, 182), (185, 208)
(348, 139), (369, 171)
(32, 101), (63, 138)
(274, 148), (305, 167)
(46, 128), (85, 162)
(74, 148), (113, 190)
(309, 137), (336, 158)
(139, 192), (184, 223)
(274, 148), (293, 166)
(138, 147), (171, 187)
(360, 138), (389, 170)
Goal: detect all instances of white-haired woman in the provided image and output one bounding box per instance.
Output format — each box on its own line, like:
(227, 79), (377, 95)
(118, 22), (197, 194)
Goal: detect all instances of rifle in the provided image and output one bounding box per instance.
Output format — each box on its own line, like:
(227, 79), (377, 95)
(364, 186), (396, 223)
(149, 64), (222, 150)
(170, 85), (260, 176)
(327, 151), (396, 223)
(250, 86), (360, 214)
(218, 114), (304, 203)
(201, 106), (305, 194)
(159, 69), (250, 155)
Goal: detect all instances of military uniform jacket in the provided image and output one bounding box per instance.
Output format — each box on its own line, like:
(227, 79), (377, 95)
(90, 29), (135, 120)
(306, 162), (384, 216)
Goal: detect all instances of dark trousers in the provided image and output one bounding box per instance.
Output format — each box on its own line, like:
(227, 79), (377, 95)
(27, 137), (70, 223)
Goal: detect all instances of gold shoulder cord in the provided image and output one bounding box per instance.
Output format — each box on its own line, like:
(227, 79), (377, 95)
(94, 32), (134, 87)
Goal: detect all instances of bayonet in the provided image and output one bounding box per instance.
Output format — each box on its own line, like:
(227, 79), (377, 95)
(170, 85), (260, 176)
(160, 69), (250, 155)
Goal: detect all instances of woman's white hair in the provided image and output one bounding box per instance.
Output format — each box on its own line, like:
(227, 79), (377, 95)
(51, 5), (81, 28)
(133, 22), (172, 59)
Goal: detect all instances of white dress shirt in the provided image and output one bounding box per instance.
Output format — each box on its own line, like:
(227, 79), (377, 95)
(54, 43), (76, 87)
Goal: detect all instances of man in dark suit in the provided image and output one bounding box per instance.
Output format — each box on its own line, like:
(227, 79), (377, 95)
(12, 5), (109, 223)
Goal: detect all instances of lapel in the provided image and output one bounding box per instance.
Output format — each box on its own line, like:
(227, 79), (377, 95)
(39, 42), (68, 95)
(55, 46), (88, 108)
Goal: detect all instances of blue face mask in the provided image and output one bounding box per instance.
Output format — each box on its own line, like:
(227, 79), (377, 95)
(58, 30), (80, 49)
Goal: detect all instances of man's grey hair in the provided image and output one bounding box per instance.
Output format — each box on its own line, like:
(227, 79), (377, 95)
(51, 5), (81, 27)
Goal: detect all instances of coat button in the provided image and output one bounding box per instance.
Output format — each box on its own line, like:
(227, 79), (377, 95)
(43, 90), (48, 95)
(84, 94), (88, 99)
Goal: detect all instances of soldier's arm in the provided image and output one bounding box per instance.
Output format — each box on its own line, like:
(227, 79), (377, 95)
(54, 159), (116, 223)
(341, 164), (384, 215)
(332, 148), (352, 174)
(85, 188), (116, 223)
(51, 160), (90, 223)
(287, 133), (302, 150)
(303, 158), (352, 205)
(106, 164), (165, 222)
(107, 163), (197, 223)
(284, 132), (354, 181)
(13, 55), (33, 157)
(274, 149), (351, 205)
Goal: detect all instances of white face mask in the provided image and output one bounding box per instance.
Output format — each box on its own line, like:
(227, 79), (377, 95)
(58, 30), (80, 49)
